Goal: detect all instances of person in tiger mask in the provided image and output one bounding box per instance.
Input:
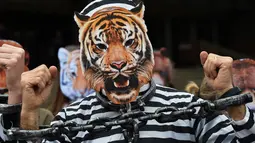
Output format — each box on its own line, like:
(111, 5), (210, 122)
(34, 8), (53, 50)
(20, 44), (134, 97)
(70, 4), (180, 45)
(10, 0), (255, 142)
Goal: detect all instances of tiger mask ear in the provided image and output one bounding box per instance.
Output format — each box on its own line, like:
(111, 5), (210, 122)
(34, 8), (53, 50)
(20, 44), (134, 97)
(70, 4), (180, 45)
(130, 2), (145, 19)
(74, 12), (90, 28)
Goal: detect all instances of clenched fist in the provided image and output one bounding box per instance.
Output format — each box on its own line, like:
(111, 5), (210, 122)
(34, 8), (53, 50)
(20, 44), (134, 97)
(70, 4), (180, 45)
(199, 51), (246, 120)
(199, 51), (233, 100)
(21, 65), (58, 112)
(0, 40), (26, 104)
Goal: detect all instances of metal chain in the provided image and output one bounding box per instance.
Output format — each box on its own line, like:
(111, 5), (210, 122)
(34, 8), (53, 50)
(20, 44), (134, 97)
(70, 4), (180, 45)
(5, 92), (253, 142)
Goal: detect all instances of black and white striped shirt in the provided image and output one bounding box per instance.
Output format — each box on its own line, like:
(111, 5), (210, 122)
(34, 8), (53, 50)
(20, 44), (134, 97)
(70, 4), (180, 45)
(42, 84), (255, 143)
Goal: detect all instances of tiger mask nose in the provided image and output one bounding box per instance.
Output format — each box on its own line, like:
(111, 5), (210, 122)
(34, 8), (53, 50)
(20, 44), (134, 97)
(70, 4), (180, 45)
(110, 61), (127, 70)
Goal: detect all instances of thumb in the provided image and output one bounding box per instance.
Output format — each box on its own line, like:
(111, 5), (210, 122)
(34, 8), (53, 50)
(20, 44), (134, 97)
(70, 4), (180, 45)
(200, 51), (208, 65)
(49, 66), (58, 80)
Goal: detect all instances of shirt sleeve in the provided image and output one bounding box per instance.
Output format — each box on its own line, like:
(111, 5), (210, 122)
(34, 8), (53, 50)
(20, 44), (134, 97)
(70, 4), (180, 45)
(231, 106), (255, 142)
(42, 108), (72, 143)
(192, 95), (255, 143)
(194, 112), (238, 143)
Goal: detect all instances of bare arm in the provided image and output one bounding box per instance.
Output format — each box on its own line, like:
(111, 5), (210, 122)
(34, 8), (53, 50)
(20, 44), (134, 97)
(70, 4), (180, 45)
(20, 65), (58, 130)
(0, 42), (25, 104)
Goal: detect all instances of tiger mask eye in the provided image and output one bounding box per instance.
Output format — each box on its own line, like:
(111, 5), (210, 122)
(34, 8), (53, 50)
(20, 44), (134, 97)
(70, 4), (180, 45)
(125, 39), (135, 47)
(96, 43), (107, 50)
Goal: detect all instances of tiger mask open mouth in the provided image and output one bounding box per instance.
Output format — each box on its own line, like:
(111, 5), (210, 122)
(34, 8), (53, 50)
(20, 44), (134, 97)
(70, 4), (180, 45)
(74, 2), (154, 104)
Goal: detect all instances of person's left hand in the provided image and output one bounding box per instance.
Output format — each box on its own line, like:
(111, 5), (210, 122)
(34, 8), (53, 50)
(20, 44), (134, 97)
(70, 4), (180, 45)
(199, 51), (233, 100)
(0, 42), (25, 104)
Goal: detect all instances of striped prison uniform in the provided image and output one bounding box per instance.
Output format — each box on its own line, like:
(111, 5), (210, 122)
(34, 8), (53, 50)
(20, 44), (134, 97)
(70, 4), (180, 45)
(1, 84), (254, 142)
(40, 84), (255, 143)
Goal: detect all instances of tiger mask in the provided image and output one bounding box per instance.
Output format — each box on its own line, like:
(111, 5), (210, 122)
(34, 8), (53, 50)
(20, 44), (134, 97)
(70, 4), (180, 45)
(58, 45), (94, 101)
(74, 1), (154, 104)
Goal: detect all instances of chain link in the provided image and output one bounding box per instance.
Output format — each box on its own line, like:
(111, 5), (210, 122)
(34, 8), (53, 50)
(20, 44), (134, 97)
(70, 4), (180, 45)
(5, 92), (253, 142)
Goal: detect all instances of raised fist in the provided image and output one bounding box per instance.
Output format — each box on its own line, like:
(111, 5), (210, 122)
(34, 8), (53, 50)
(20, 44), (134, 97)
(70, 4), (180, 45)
(0, 40), (26, 104)
(199, 51), (233, 100)
(21, 65), (58, 112)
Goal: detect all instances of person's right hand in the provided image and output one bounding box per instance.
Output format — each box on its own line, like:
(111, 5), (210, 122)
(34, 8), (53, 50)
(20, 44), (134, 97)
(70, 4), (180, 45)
(21, 65), (58, 112)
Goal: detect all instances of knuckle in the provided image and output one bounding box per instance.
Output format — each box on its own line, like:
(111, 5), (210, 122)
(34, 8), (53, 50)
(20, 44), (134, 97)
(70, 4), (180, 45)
(38, 71), (45, 77)
(10, 58), (18, 65)
(208, 53), (214, 58)
(40, 64), (48, 70)
(15, 53), (23, 60)
(36, 76), (42, 82)
(39, 82), (46, 88)
(41, 64), (47, 68)
(210, 59), (216, 64)
(17, 48), (25, 55)
(223, 57), (233, 64)
(207, 56), (214, 62)
(227, 57), (233, 62)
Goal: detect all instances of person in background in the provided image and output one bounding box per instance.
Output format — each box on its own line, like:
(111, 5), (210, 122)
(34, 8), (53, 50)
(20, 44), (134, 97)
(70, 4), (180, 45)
(153, 47), (175, 87)
(58, 45), (95, 102)
(232, 58), (255, 110)
(39, 45), (95, 116)
(46, 45), (95, 114)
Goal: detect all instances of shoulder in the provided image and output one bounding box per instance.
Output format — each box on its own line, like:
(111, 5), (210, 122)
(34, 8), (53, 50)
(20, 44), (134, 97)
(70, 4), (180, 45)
(56, 92), (104, 123)
(68, 92), (98, 107)
(155, 84), (194, 99)
(152, 84), (200, 107)
(64, 92), (101, 112)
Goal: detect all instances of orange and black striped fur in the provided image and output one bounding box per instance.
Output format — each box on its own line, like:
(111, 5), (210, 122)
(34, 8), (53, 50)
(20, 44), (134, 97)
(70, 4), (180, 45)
(74, 2), (154, 104)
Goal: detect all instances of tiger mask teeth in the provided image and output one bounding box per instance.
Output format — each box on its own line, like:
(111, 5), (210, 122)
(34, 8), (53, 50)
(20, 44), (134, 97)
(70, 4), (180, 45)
(113, 80), (130, 88)
(74, 1), (154, 105)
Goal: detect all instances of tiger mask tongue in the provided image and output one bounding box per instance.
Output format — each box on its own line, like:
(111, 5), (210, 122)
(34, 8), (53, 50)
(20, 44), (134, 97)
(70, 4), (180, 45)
(104, 74), (139, 104)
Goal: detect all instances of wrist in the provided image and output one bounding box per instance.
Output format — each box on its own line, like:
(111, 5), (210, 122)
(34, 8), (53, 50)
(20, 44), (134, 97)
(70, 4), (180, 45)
(8, 90), (22, 104)
(21, 105), (40, 113)
(7, 80), (21, 91)
(8, 82), (22, 96)
(20, 108), (39, 130)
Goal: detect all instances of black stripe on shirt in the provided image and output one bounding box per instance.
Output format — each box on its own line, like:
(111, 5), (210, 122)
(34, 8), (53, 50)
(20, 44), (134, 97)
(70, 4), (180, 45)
(66, 101), (102, 112)
(110, 137), (195, 143)
(155, 86), (177, 93)
(238, 133), (255, 142)
(215, 130), (235, 143)
(202, 120), (231, 143)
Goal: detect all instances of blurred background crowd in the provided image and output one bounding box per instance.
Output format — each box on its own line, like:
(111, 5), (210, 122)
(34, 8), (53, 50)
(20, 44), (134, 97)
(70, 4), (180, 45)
(0, 0), (255, 125)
